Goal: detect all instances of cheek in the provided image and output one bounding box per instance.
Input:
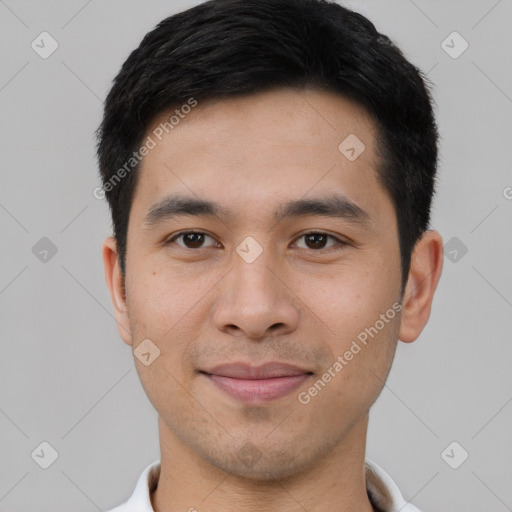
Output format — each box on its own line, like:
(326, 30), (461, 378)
(295, 261), (400, 390)
(126, 262), (204, 331)
(305, 313), (399, 426)
(125, 265), (213, 383)
(125, 280), (199, 415)
(294, 257), (397, 331)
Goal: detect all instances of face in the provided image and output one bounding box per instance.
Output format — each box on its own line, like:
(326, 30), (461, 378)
(107, 88), (408, 479)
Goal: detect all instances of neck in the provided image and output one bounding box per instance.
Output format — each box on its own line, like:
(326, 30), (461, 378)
(151, 414), (375, 512)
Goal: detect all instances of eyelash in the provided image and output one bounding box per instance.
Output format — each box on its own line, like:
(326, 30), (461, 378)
(165, 230), (347, 252)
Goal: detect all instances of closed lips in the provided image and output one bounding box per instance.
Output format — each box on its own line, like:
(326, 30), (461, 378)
(201, 362), (313, 379)
(200, 362), (314, 404)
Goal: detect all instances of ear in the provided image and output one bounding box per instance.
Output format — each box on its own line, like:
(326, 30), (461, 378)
(399, 229), (444, 343)
(102, 236), (133, 346)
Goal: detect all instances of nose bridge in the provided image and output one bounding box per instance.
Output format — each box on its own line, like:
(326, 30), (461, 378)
(231, 239), (282, 308)
(213, 238), (299, 338)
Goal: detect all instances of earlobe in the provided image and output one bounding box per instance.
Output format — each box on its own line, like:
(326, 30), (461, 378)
(398, 230), (444, 343)
(102, 236), (133, 346)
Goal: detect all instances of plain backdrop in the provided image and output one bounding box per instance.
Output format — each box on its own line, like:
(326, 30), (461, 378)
(0, 0), (511, 510)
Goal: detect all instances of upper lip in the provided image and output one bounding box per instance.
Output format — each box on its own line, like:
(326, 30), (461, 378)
(202, 362), (312, 379)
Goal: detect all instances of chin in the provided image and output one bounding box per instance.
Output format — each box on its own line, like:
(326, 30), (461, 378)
(199, 439), (320, 482)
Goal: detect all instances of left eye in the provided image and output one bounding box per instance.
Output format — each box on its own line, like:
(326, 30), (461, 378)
(293, 232), (343, 250)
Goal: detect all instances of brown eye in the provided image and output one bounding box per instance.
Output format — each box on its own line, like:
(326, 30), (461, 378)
(167, 231), (218, 249)
(294, 232), (344, 251)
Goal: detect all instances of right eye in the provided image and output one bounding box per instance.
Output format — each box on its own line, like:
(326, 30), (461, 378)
(165, 231), (221, 250)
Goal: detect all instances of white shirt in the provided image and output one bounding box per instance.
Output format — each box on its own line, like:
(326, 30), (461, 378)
(106, 458), (421, 512)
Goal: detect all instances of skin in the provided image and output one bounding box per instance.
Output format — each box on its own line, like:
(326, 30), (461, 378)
(103, 88), (443, 512)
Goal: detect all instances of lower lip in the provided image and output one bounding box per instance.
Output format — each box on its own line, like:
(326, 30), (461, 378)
(204, 373), (312, 404)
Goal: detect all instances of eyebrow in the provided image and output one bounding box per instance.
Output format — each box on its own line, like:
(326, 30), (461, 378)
(143, 193), (372, 228)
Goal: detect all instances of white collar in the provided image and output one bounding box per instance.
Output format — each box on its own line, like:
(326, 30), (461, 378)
(106, 458), (421, 512)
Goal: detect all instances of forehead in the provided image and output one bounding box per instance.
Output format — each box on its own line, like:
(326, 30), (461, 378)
(130, 88), (390, 227)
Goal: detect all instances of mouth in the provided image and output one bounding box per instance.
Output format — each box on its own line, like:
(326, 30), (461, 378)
(199, 362), (314, 404)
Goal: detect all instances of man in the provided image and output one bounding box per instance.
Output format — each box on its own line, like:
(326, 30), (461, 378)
(97, 0), (444, 510)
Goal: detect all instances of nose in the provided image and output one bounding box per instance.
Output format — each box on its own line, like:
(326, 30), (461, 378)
(213, 247), (300, 341)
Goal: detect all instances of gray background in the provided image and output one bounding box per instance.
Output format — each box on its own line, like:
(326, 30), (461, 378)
(1, 0), (511, 510)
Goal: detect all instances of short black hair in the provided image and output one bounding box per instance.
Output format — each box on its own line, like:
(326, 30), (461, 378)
(96, 0), (439, 295)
